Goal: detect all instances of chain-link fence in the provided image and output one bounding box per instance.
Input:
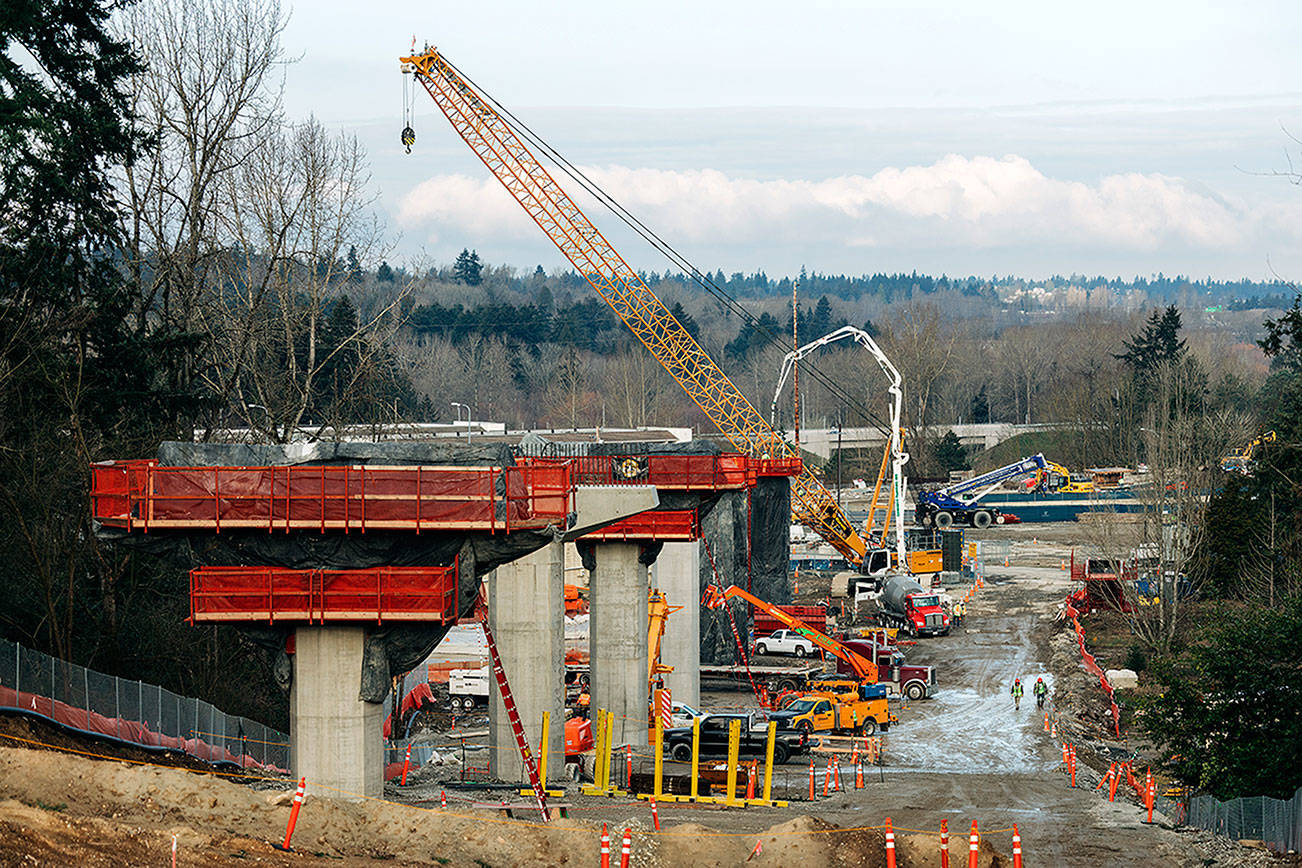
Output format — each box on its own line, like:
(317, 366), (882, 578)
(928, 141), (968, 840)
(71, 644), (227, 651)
(1181, 787), (1302, 854)
(0, 637), (287, 773)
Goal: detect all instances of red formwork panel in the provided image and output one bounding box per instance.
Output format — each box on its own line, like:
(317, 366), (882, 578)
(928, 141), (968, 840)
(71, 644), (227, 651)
(580, 509), (700, 542)
(190, 564), (459, 624)
(90, 461), (571, 534)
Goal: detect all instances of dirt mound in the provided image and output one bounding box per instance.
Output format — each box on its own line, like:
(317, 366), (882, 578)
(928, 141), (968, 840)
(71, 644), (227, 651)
(0, 742), (1014, 867)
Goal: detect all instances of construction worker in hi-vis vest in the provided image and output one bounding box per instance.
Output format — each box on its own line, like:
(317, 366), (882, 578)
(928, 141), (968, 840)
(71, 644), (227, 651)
(1033, 677), (1048, 709)
(1010, 678), (1024, 710)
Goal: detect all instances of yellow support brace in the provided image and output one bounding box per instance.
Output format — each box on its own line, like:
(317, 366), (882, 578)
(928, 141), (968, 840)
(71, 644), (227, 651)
(745, 720), (787, 807)
(689, 717), (700, 802)
(521, 711), (564, 798)
(724, 719), (742, 807)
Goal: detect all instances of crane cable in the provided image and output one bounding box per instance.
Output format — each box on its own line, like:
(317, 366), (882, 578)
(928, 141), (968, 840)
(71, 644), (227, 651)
(437, 56), (894, 439)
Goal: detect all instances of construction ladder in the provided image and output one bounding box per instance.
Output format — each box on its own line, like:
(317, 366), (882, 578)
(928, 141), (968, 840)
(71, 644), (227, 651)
(481, 618), (550, 821)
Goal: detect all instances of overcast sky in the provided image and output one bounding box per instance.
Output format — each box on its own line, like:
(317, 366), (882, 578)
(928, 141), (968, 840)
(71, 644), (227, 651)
(280, 0), (1302, 281)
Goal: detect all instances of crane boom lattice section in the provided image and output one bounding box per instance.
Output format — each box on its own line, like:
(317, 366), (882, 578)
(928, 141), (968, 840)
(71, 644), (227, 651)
(402, 48), (866, 564)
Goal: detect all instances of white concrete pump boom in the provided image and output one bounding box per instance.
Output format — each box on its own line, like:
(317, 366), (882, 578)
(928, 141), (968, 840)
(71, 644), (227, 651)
(770, 326), (909, 568)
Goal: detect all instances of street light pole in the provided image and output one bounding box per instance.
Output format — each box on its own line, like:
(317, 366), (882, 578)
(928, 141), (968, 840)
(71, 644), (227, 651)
(836, 407), (843, 511)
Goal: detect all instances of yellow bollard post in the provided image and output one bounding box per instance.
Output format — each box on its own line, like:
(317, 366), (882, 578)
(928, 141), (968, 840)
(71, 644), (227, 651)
(747, 720), (787, 806)
(606, 709), (624, 795)
(582, 709), (606, 796)
(520, 710), (564, 797)
(761, 722), (776, 803)
(724, 718), (742, 806)
(689, 716), (701, 802)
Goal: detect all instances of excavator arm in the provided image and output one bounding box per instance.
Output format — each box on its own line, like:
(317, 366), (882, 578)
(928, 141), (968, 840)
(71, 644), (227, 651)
(399, 45), (870, 567)
(702, 584), (877, 682)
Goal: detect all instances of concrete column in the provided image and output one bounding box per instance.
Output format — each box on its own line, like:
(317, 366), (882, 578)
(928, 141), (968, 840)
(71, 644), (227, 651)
(290, 625), (383, 800)
(590, 542), (649, 746)
(653, 540), (700, 708)
(487, 539), (565, 783)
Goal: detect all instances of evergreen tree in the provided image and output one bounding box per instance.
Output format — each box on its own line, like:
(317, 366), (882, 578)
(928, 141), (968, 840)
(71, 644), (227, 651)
(670, 301), (699, 340)
(376, 260), (395, 283)
(933, 431), (970, 473)
(453, 248), (483, 285)
(969, 386), (990, 424)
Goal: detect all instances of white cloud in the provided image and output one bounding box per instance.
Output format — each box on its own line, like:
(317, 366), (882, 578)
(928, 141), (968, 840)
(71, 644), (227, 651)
(398, 154), (1286, 257)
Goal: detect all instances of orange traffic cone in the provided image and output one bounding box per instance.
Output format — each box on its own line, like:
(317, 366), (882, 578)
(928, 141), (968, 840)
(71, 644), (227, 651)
(746, 762), (756, 800)
(967, 820), (979, 868)
(832, 754), (841, 791)
(650, 797), (660, 831)
(619, 828), (632, 868)
(440, 789), (447, 808)
(855, 757), (864, 789)
(400, 743), (412, 785)
(940, 819), (950, 868)
(884, 817), (897, 868)
(600, 823), (611, 868)
(809, 759), (816, 800)
(273, 777), (306, 852)
(1043, 713), (1049, 732)
(1012, 823), (1023, 868)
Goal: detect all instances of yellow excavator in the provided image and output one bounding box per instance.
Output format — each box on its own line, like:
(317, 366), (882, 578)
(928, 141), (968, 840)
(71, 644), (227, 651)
(1221, 431), (1276, 474)
(1036, 461), (1094, 494)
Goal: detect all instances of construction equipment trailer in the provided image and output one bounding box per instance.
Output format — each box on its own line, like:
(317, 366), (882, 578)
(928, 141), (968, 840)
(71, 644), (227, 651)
(916, 454), (1049, 529)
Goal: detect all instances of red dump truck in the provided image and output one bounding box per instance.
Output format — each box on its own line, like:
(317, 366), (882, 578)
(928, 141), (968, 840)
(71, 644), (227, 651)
(876, 574), (950, 638)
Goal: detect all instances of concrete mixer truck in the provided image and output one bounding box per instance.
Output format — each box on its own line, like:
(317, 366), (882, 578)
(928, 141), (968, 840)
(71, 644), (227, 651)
(877, 574), (950, 638)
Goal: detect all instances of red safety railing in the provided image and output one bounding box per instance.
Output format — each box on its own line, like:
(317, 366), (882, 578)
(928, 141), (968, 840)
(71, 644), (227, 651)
(190, 563), (459, 624)
(523, 452), (799, 490)
(90, 460), (572, 534)
(580, 509), (701, 542)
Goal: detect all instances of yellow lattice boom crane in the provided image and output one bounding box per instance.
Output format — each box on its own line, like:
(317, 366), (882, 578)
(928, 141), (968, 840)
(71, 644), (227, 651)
(399, 45), (871, 566)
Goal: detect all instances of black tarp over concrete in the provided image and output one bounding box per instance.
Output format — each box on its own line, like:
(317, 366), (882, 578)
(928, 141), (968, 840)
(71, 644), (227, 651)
(698, 476), (792, 665)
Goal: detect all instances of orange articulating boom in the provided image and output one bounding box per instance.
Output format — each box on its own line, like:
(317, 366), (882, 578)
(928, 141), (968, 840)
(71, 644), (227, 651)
(702, 584), (877, 682)
(399, 46), (869, 567)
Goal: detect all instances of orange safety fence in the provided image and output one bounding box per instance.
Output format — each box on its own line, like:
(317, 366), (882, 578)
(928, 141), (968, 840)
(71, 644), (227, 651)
(1062, 589), (1121, 737)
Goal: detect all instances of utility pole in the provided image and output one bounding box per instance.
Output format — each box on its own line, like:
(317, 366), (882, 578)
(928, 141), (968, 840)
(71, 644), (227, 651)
(836, 406), (843, 511)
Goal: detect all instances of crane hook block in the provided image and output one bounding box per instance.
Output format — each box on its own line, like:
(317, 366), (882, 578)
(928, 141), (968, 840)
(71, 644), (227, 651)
(401, 125), (416, 154)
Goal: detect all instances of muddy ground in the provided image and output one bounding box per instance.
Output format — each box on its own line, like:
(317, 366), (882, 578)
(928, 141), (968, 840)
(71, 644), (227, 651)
(0, 523), (1283, 865)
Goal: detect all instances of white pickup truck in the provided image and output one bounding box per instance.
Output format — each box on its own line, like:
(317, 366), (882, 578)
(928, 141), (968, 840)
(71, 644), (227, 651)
(754, 629), (818, 659)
